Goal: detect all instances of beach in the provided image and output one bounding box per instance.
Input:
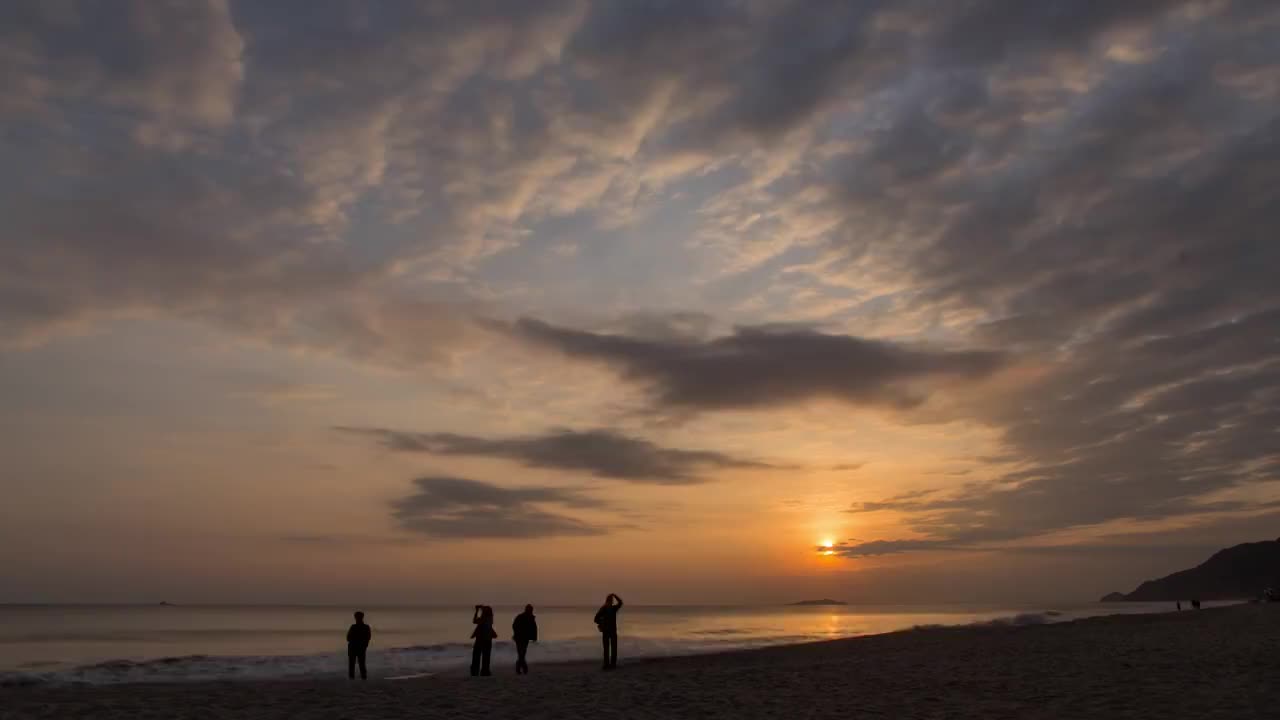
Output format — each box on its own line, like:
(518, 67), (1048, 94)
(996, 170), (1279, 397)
(4, 604), (1276, 719)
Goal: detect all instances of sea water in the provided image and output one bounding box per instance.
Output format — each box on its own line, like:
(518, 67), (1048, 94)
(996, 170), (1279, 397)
(0, 602), (1211, 685)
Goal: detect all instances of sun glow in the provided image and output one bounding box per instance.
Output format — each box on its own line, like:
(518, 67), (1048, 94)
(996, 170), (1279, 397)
(819, 538), (835, 556)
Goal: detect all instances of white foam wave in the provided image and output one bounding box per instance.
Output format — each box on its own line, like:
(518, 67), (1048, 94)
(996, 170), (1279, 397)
(0, 634), (819, 686)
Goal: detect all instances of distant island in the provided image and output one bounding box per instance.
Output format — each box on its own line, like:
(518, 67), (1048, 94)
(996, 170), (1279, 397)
(788, 599), (848, 606)
(1100, 537), (1280, 602)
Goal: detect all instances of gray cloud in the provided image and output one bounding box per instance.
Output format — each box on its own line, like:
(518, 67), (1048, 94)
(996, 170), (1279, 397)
(825, 538), (966, 558)
(390, 476), (607, 539)
(512, 318), (1006, 412)
(1, 0), (243, 132)
(613, 311), (716, 343)
(339, 427), (772, 484)
(0, 0), (558, 358)
(926, 0), (1179, 68)
(0, 44), (483, 359)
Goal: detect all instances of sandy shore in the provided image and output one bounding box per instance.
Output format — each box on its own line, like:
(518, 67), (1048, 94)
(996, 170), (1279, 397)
(4, 604), (1277, 719)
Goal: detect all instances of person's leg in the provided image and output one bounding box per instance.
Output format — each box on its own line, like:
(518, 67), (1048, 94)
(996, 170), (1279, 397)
(608, 633), (618, 668)
(348, 652), (356, 679)
(358, 651), (367, 680)
(480, 645), (491, 676)
(470, 645), (481, 676)
(516, 639), (528, 674)
(601, 633), (610, 669)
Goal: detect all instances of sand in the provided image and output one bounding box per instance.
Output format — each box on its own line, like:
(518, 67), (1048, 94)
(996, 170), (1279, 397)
(4, 604), (1277, 719)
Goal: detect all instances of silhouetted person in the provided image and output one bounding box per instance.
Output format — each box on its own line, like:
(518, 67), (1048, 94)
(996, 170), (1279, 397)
(594, 593), (623, 670)
(346, 611), (371, 680)
(1192, 598), (1201, 610)
(1177, 601), (1182, 611)
(470, 605), (497, 676)
(512, 604), (538, 674)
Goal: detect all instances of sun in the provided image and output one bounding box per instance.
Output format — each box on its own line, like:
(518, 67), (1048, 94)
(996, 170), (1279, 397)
(819, 538), (835, 556)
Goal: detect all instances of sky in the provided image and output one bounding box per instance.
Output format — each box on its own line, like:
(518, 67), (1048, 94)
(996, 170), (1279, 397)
(1, 0), (1277, 605)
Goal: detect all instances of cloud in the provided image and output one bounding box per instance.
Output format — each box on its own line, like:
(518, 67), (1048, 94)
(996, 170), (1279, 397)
(565, 0), (900, 149)
(2, 0), (244, 138)
(390, 476), (607, 539)
(0, 145), (483, 360)
(339, 427), (773, 484)
(0, 0), (575, 359)
(828, 501), (1280, 558)
(825, 538), (964, 558)
(511, 318), (1006, 412)
(613, 311), (716, 343)
(830, 462), (867, 472)
(925, 0), (1180, 68)
(731, 0), (1280, 554)
(278, 533), (413, 547)
(4, 0), (1279, 565)
(0, 93), (485, 360)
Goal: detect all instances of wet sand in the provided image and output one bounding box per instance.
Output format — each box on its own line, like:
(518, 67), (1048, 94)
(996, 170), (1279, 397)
(4, 604), (1277, 719)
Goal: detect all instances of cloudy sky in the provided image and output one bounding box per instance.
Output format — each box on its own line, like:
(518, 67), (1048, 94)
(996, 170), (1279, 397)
(2, 0), (1277, 605)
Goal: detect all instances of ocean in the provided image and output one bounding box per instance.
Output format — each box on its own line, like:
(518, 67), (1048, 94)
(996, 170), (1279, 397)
(0, 602), (1201, 685)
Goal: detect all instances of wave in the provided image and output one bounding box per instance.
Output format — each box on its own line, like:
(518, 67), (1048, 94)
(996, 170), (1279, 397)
(391, 642), (473, 653)
(5, 628), (337, 644)
(911, 609), (1073, 632)
(0, 633), (827, 687)
(979, 611), (1061, 627)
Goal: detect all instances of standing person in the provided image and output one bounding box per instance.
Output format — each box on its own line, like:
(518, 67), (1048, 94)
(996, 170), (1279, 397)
(470, 605), (498, 676)
(346, 611), (372, 680)
(512, 604), (538, 674)
(594, 593), (623, 670)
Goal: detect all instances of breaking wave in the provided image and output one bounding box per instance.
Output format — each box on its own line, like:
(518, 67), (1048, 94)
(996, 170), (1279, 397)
(0, 634), (815, 686)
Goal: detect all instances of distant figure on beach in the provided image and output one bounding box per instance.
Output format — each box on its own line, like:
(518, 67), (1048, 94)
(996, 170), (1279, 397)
(594, 593), (624, 670)
(512, 604), (538, 674)
(1192, 599), (1201, 610)
(471, 605), (498, 676)
(346, 611), (372, 680)
(1177, 601), (1182, 611)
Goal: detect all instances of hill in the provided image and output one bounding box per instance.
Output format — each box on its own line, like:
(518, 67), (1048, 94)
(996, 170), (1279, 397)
(788, 599), (848, 606)
(1100, 537), (1280, 601)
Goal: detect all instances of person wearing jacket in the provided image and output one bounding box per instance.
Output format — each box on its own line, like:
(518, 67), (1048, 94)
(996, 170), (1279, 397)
(593, 593), (623, 670)
(470, 605), (498, 676)
(511, 604), (538, 674)
(346, 611), (372, 680)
